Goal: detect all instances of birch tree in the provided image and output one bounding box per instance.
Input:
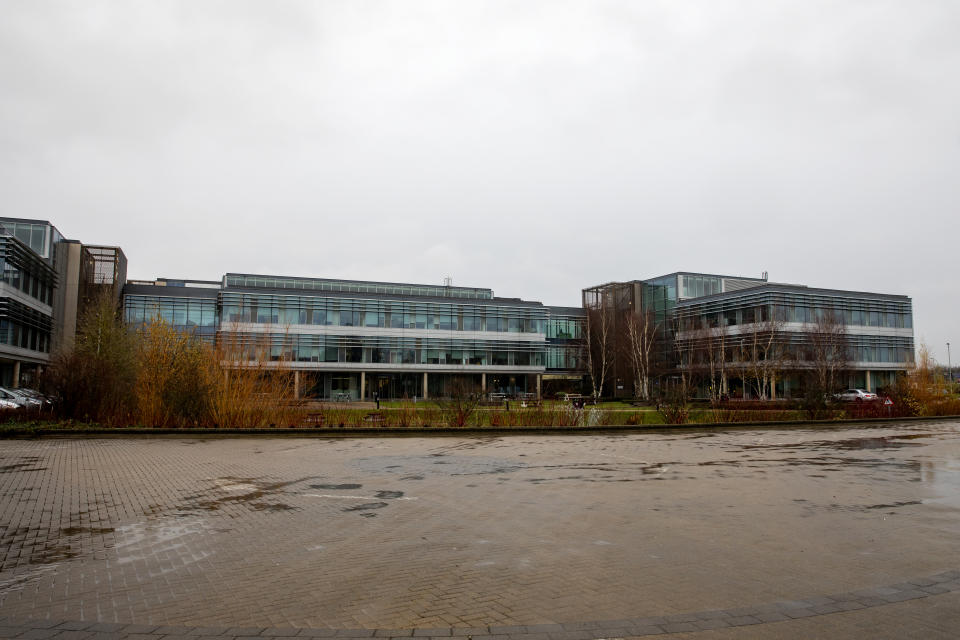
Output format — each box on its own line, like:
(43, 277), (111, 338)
(584, 300), (614, 403)
(743, 311), (786, 400)
(625, 309), (659, 400)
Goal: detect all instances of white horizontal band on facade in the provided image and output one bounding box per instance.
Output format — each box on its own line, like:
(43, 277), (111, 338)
(678, 322), (914, 340)
(0, 343), (50, 364)
(0, 282), (53, 317)
(221, 323), (546, 342)
(220, 360), (545, 373)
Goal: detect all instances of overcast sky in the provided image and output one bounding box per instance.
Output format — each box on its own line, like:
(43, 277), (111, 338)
(1, 1), (957, 362)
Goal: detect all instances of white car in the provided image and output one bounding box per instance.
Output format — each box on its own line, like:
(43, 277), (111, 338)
(835, 389), (878, 402)
(0, 387), (43, 408)
(0, 397), (20, 409)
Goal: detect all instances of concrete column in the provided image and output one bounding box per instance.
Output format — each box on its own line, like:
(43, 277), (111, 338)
(770, 375), (776, 400)
(360, 371), (366, 401)
(423, 372), (428, 400)
(865, 370), (872, 392)
(481, 373), (486, 394)
(293, 371), (300, 399)
(536, 374), (542, 399)
(12, 361), (20, 389)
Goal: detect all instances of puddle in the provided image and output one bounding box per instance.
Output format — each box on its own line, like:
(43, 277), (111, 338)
(0, 462), (47, 473)
(354, 454), (527, 476)
(61, 526), (115, 536)
(176, 475), (321, 513)
(249, 502), (298, 512)
(343, 502), (388, 512)
(864, 501), (923, 509)
(310, 483), (363, 490)
(737, 433), (937, 453)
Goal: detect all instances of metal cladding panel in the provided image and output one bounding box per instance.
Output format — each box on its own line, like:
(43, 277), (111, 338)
(0, 236), (58, 285)
(122, 283), (220, 299)
(723, 278), (765, 293)
(0, 297), (54, 332)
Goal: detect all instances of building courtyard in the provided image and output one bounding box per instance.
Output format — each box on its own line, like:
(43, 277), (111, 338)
(1, 421), (959, 638)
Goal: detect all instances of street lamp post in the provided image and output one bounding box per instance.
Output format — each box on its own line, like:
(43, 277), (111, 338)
(948, 342), (952, 386)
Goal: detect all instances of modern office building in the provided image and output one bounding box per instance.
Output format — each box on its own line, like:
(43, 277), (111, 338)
(0, 217), (127, 387)
(0, 215), (919, 400)
(583, 272), (914, 398)
(0, 220), (59, 387)
(675, 282), (914, 398)
(123, 273), (570, 400)
(121, 269), (914, 401)
(543, 305), (586, 396)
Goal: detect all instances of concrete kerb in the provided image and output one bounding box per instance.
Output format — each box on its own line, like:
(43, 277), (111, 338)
(1, 414), (958, 439)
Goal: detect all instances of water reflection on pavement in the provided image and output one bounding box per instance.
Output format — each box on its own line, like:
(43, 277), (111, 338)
(0, 420), (958, 630)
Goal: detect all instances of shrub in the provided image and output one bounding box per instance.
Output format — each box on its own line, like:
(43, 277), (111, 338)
(43, 300), (306, 428)
(42, 289), (137, 425)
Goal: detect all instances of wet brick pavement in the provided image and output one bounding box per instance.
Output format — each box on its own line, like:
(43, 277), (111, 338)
(1, 420), (960, 638)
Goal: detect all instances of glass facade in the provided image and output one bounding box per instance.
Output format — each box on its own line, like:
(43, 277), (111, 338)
(0, 221), (52, 260)
(680, 275), (722, 299)
(0, 298), (52, 354)
(224, 274), (493, 300)
(545, 309), (585, 373)
(546, 315), (583, 339)
(677, 289), (914, 334)
(641, 276), (677, 321)
(546, 345), (581, 370)
(0, 237), (57, 306)
(582, 273), (914, 398)
(220, 292), (546, 334)
(221, 331), (544, 367)
(123, 276), (553, 397)
(0, 233), (58, 359)
(120, 271), (917, 400)
(674, 284), (915, 396)
(124, 295), (218, 339)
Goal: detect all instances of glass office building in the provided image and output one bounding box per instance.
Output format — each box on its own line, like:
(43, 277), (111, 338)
(2, 217), (913, 400)
(0, 221), (59, 387)
(124, 273), (559, 400)
(0, 217), (130, 387)
(675, 283), (915, 397)
(584, 272), (914, 398)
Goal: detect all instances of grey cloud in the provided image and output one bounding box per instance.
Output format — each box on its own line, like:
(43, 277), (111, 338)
(1, 0), (957, 361)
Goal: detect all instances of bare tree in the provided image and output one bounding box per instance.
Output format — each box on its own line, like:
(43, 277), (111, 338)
(625, 309), (659, 400)
(437, 379), (481, 427)
(671, 314), (695, 401)
(805, 309), (850, 395)
(741, 306), (787, 400)
(702, 326), (729, 402)
(584, 300), (614, 403)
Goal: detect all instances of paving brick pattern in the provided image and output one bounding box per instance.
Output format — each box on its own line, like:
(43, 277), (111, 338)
(2, 569), (959, 638)
(2, 420), (960, 638)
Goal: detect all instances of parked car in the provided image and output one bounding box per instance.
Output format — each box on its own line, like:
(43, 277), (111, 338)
(13, 387), (53, 406)
(0, 397), (19, 410)
(0, 387), (43, 408)
(12, 388), (54, 409)
(834, 389), (879, 402)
